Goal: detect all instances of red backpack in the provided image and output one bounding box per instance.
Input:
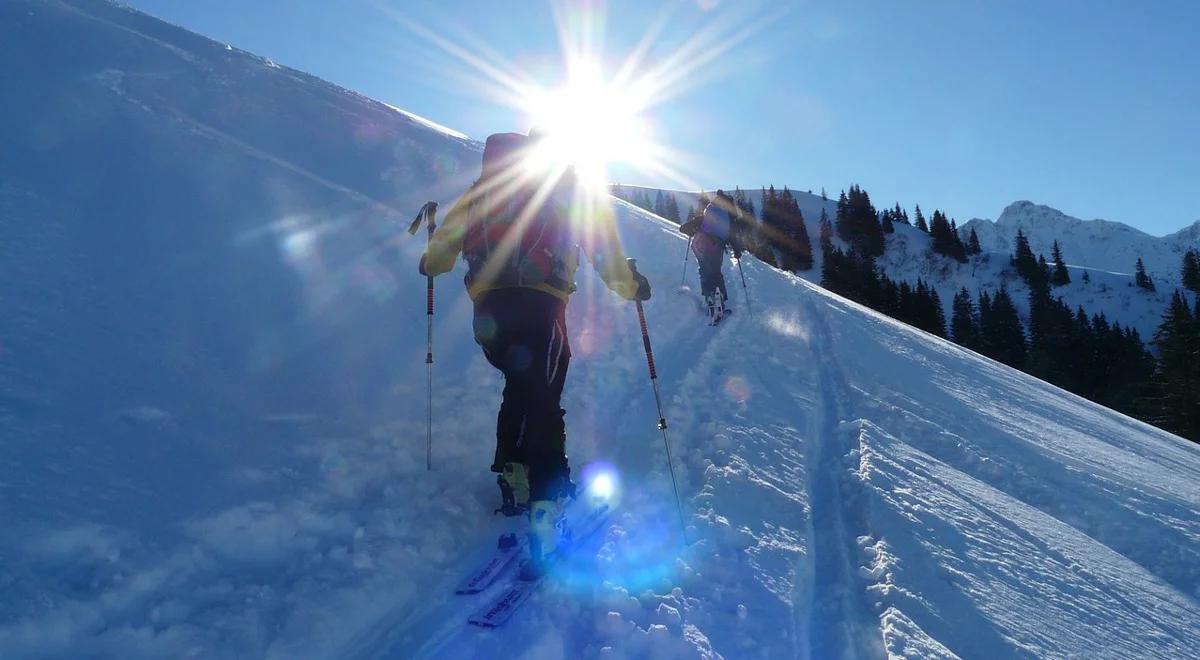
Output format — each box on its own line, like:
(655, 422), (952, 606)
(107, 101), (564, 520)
(462, 133), (574, 291)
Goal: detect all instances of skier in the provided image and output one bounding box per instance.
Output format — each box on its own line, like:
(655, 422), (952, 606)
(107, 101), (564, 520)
(418, 131), (651, 576)
(680, 189), (745, 323)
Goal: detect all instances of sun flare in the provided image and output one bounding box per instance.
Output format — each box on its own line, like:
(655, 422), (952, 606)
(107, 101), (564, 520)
(522, 58), (655, 189)
(383, 1), (766, 193)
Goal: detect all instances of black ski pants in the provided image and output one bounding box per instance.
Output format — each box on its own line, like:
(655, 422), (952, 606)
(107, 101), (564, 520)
(692, 233), (728, 302)
(473, 288), (571, 502)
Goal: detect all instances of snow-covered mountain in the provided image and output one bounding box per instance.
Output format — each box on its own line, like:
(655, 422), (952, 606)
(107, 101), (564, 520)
(962, 201), (1198, 284)
(3, 2), (1200, 658)
(618, 185), (1195, 340)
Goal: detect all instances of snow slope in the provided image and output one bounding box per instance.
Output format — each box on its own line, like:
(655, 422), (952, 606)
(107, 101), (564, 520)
(3, 2), (1200, 658)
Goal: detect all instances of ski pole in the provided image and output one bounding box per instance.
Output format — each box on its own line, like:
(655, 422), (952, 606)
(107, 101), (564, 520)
(679, 235), (693, 289)
(736, 257), (752, 316)
(408, 201), (438, 470)
(628, 259), (688, 540)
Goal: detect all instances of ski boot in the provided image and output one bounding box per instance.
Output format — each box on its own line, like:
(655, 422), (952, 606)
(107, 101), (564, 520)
(519, 498), (570, 580)
(495, 462), (530, 517)
(704, 292), (726, 325)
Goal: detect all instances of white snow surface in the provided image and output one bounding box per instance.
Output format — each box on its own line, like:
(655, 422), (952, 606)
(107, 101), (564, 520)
(3, 2), (1200, 659)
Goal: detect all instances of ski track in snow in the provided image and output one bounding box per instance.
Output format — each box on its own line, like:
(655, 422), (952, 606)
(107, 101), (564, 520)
(804, 300), (886, 660)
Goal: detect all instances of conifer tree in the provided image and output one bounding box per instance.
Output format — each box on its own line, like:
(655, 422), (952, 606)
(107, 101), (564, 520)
(664, 193), (681, 223)
(929, 287), (947, 337)
(1037, 254), (1052, 288)
(950, 288), (979, 349)
(637, 190), (653, 211)
(835, 185), (884, 258)
(819, 207), (833, 251)
(929, 211), (966, 262)
(1182, 249), (1200, 294)
(914, 205), (928, 232)
(982, 287), (1027, 368)
(1051, 241), (1071, 285)
(1012, 229), (1038, 281)
(1149, 290), (1200, 439)
(818, 207), (838, 287)
(1135, 257), (1156, 291)
(967, 228), (982, 255)
(1070, 306), (1097, 397)
(949, 219), (967, 261)
(764, 187), (813, 272)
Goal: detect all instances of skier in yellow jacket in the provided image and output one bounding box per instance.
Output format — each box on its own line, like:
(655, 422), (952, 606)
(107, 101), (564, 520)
(420, 131), (651, 574)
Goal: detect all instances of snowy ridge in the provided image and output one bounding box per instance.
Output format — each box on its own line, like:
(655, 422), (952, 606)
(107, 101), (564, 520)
(3, 2), (1200, 658)
(963, 200), (1195, 284)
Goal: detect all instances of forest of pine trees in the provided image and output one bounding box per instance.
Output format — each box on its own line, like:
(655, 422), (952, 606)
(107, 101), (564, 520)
(817, 185), (1197, 442)
(758, 185), (813, 272)
(611, 185), (681, 222)
(928, 209), (968, 262)
(822, 186), (945, 336)
(835, 185), (885, 257)
(966, 236), (1199, 440)
(613, 182), (1198, 442)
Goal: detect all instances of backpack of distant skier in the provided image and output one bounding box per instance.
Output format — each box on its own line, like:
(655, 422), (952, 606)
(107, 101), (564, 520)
(462, 133), (574, 291)
(699, 201), (732, 241)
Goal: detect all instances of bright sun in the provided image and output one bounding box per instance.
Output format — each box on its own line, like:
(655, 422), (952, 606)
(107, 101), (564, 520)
(387, 1), (763, 194)
(522, 58), (654, 188)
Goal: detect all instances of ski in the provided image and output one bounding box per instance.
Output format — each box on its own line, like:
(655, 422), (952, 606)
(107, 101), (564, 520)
(467, 500), (612, 628)
(710, 308), (733, 326)
(454, 530), (526, 595)
(454, 486), (603, 595)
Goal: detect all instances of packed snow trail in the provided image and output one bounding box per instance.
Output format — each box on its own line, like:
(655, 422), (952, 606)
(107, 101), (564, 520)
(804, 305), (886, 660)
(5, 2), (1200, 657)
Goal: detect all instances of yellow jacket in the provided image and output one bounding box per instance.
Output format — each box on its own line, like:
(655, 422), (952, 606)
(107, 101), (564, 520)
(421, 182), (640, 303)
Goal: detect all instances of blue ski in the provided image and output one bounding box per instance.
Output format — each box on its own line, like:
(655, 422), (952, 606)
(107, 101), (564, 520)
(467, 501), (612, 628)
(454, 530), (527, 595)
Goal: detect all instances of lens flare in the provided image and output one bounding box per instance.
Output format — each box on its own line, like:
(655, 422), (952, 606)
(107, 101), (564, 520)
(724, 375), (751, 403)
(579, 462), (621, 507)
(592, 472), (616, 499)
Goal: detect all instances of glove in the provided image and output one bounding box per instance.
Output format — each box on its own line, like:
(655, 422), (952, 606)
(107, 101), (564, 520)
(633, 271), (652, 301)
(624, 257), (652, 301)
(733, 246), (743, 259)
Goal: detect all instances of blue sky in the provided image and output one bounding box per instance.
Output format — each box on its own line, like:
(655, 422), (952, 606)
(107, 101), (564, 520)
(126, 0), (1200, 236)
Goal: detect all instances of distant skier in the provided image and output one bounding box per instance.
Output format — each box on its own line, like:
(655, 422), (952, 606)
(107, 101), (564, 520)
(680, 189), (745, 323)
(419, 131), (651, 575)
